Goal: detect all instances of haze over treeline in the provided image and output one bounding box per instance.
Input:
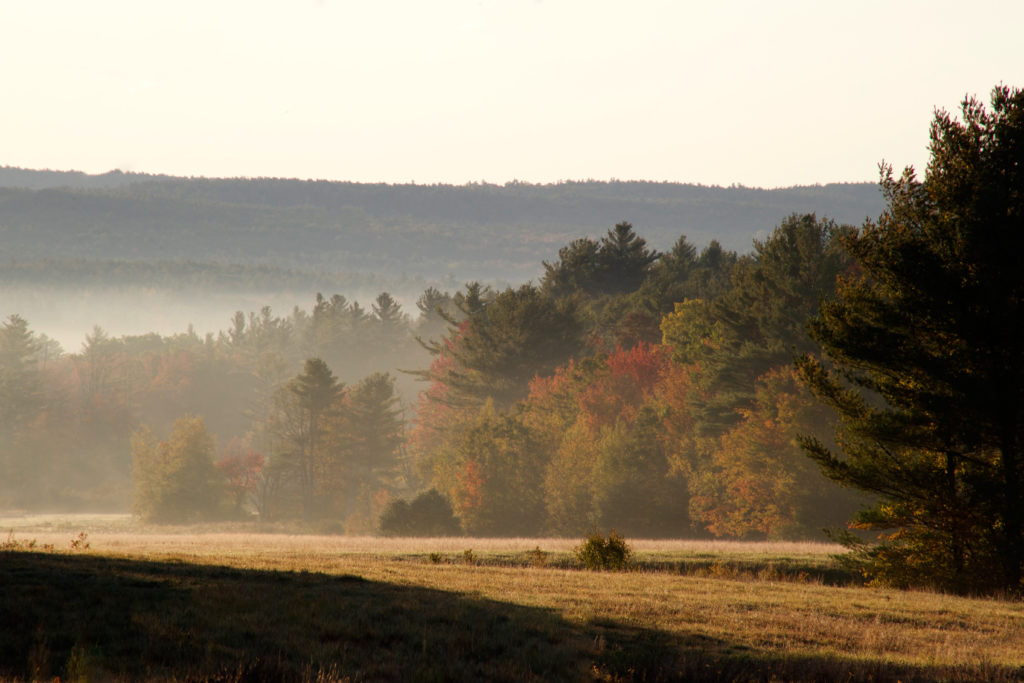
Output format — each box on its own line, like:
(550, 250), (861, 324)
(0, 164), (889, 533)
(22, 145), (1011, 585)
(1, 207), (870, 540)
(0, 167), (882, 347)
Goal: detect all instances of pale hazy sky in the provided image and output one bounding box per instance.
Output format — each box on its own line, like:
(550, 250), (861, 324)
(1, 0), (1020, 188)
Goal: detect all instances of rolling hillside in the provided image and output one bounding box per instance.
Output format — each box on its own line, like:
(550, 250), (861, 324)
(0, 167), (883, 282)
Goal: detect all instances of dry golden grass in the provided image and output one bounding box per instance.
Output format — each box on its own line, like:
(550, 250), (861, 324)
(0, 511), (841, 554)
(16, 530), (843, 560)
(3, 516), (1023, 680)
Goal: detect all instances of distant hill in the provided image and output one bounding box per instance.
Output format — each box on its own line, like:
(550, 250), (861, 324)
(0, 166), (886, 349)
(0, 167), (884, 284)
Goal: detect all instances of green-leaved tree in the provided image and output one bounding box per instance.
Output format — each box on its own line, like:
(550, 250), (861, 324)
(131, 415), (223, 523)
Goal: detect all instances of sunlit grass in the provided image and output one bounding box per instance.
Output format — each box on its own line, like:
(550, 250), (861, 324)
(1, 511), (843, 557)
(3, 516), (1023, 681)
(15, 530), (843, 557)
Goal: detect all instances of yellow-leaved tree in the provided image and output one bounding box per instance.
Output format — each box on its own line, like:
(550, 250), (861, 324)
(132, 414), (223, 523)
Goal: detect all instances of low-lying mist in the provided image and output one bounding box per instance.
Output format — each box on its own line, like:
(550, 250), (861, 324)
(2, 284), (466, 353)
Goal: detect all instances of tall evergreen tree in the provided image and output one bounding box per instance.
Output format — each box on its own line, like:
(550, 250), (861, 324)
(634, 234), (699, 315)
(540, 237), (602, 298)
(415, 287), (458, 340)
(597, 221), (660, 295)
(799, 85), (1024, 594)
(372, 292), (406, 329)
(541, 222), (659, 299)
(336, 371), (405, 522)
(422, 284), (585, 409)
(0, 315), (42, 428)
(0, 315), (45, 502)
(287, 357), (343, 519)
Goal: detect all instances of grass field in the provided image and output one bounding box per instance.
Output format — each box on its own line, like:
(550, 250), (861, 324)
(2, 515), (1023, 681)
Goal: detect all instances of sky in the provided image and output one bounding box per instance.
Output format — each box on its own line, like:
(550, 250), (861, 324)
(1, 0), (1021, 188)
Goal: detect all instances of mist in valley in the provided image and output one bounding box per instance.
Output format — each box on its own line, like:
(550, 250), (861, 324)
(2, 283), (462, 359)
(0, 169), (887, 538)
(0, 276), (472, 522)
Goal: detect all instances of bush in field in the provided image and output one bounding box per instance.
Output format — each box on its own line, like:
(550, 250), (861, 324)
(379, 489), (461, 537)
(575, 531), (632, 571)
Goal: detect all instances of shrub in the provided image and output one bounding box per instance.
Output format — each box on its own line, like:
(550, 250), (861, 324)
(575, 531), (632, 571)
(1, 531), (53, 552)
(379, 489), (462, 536)
(69, 532), (90, 551)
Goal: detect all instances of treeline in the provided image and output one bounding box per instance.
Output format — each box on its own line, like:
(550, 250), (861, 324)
(0, 290), (451, 522)
(0, 216), (860, 538)
(408, 217), (864, 538)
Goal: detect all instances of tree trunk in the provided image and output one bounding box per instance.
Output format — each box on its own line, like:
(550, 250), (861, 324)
(999, 424), (1023, 592)
(945, 452), (966, 593)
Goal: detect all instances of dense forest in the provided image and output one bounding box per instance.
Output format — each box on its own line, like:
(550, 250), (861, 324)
(0, 215), (863, 540)
(0, 171), (874, 537)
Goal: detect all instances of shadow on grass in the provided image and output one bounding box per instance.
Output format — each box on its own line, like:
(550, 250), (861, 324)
(3, 552), (596, 681)
(0, 552), (1018, 682)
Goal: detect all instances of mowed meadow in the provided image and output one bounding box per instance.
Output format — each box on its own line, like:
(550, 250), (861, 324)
(2, 515), (1023, 682)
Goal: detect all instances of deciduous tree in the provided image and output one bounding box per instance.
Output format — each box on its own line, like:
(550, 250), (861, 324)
(131, 415), (223, 523)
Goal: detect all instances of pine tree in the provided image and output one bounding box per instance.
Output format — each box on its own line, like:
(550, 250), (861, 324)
(597, 221), (660, 296)
(0, 315), (42, 429)
(799, 85), (1024, 594)
(372, 292), (407, 330)
(541, 222), (659, 299)
(0, 315), (45, 503)
(286, 357), (343, 519)
(336, 372), (405, 523)
(421, 284), (584, 409)
(540, 237), (602, 298)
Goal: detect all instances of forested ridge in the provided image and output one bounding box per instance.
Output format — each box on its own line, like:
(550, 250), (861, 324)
(0, 167), (882, 281)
